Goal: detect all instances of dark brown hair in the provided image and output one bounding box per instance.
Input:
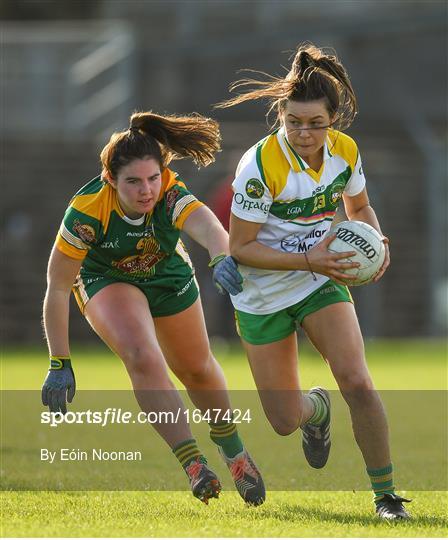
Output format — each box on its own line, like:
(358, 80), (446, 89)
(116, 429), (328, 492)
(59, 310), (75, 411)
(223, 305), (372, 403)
(100, 111), (221, 179)
(216, 43), (357, 130)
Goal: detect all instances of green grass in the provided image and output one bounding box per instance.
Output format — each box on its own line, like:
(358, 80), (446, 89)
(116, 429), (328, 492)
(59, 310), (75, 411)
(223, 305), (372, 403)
(2, 338), (447, 390)
(2, 491), (447, 537)
(1, 339), (447, 537)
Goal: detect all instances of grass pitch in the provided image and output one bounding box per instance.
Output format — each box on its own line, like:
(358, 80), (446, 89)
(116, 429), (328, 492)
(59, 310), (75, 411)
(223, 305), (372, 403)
(2, 490), (447, 538)
(1, 339), (447, 537)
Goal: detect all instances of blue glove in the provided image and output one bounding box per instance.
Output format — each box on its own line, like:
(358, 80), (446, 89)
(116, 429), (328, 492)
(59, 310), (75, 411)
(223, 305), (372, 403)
(209, 254), (243, 296)
(42, 358), (76, 414)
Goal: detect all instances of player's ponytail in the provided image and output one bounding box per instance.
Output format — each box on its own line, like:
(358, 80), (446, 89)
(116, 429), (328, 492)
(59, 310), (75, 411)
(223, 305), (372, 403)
(216, 42), (357, 131)
(100, 111), (221, 180)
(129, 111), (221, 168)
(290, 47), (315, 78)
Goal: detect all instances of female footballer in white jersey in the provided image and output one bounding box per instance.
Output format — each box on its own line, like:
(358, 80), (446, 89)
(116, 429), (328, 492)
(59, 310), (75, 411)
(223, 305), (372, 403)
(218, 43), (410, 520)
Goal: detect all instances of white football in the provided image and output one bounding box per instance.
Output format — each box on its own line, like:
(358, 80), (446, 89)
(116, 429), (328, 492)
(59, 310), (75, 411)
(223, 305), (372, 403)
(328, 220), (386, 286)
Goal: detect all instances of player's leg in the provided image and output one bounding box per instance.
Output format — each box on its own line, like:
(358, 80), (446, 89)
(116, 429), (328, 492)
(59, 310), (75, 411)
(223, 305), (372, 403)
(242, 336), (316, 434)
(302, 302), (389, 466)
(302, 301), (410, 518)
(236, 283), (356, 469)
(235, 306), (318, 435)
(154, 297), (265, 505)
(154, 297), (231, 408)
(83, 282), (221, 503)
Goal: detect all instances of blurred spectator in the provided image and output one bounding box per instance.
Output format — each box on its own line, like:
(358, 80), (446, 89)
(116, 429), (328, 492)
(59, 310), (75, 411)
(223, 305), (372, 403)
(207, 175), (234, 232)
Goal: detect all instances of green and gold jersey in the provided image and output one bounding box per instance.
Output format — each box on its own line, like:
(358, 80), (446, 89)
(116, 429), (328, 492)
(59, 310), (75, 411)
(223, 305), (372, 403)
(56, 168), (203, 289)
(231, 127), (366, 314)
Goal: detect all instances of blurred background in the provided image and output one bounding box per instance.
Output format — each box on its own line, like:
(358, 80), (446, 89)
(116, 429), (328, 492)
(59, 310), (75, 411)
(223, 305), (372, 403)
(1, 0), (447, 344)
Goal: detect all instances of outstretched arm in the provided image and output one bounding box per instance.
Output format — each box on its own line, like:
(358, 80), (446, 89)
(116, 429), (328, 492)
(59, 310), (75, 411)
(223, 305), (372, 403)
(182, 205), (230, 259)
(182, 205), (243, 295)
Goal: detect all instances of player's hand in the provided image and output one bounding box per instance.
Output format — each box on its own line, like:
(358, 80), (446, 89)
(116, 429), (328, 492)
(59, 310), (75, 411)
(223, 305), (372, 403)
(210, 254), (243, 296)
(373, 237), (390, 282)
(42, 358), (76, 414)
(305, 233), (360, 285)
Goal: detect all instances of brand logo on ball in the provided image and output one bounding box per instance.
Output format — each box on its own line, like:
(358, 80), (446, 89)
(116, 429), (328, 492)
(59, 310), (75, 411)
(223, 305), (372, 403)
(330, 182), (344, 206)
(336, 227), (377, 259)
(245, 178), (264, 199)
(329, 221), (385, 286)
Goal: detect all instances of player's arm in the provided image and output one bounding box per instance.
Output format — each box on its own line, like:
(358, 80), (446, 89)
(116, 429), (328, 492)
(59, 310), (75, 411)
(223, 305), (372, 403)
(230, 154), (357, 277)
(42, 246), (82, 413)
(230, 214), (359, 283)
(230, 214), (308, 270)
(181, 205), (243, 296)
(44, 246), (83, 356)
(182, 205), (230, 259)
(343, 188), (390, 281)
(343, 188), (383, 235)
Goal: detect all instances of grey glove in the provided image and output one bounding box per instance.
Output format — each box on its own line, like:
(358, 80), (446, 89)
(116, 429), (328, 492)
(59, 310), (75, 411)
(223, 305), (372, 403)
(42, 358), (76, 414)
(209, 254), (243, 296)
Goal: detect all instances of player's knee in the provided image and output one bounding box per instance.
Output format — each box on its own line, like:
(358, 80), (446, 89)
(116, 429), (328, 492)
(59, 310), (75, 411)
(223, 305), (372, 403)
(338, 372), (374, 394)
(178, 361), (210, 386)
(268, 414), (300, 436)
(122, 346), (164, 378)
(175, 352), (217, 387)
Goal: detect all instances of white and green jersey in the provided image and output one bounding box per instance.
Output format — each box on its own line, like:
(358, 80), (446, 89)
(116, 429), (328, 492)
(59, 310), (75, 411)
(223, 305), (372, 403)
(231, 127), (365, 314)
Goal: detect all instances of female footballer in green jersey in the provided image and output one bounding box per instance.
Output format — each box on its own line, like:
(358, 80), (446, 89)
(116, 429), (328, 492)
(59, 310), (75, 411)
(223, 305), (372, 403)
(41, 111), (265, 505)
(217, 43), (410, 519)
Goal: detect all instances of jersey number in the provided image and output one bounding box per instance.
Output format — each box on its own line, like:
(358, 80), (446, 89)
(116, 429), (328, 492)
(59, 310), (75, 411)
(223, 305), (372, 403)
(312, 194), (326, 214)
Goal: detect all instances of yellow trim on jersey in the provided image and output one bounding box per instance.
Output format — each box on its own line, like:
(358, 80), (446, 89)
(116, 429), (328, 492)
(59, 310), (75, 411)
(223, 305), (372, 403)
(175, 238), (193, 267)
(327, 130), (358, 171)
(158, 168), (183, 202)
(70, 183), (115, 232)
(175, 200), (204, 229)
(260, 134), (291, 198)
(172, 195), (196, 224)
(305, 162), (326, 183)
(283, 132), (332, 184)
(55, 186), (116, 259)
(282, 136), (303, 174)
(73, 275), (89, 314)
(56, 232), (88, 260)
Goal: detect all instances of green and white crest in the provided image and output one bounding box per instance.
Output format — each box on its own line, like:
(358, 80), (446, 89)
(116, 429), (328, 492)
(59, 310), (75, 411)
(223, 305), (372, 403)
(329, 181), (345, 206)
(245, 178), (265, 199)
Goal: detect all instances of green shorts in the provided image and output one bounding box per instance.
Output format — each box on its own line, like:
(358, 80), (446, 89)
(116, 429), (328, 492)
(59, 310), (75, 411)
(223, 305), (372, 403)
(73, 273), (199, 317)
(235, 280), (352, 345)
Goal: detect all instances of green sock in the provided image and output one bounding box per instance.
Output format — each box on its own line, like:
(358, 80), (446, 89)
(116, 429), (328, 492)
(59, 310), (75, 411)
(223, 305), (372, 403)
(367, 463), (395, 503)
(209, 421), (243, 458)
(172, 438), (206, 469)
(306, 392), (329, 426)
